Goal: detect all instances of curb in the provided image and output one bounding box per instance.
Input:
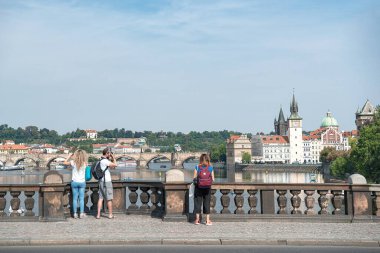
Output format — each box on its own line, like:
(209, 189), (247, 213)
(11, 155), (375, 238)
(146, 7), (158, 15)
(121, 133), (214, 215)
(0, 239), (379, 247)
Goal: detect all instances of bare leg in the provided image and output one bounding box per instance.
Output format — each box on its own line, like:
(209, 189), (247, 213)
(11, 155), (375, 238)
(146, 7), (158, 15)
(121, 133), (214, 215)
(194, 213), (200, 224)
(107, 200), (113, 218)
(206, 214), (212, 225)
(97, 198), (103, 218)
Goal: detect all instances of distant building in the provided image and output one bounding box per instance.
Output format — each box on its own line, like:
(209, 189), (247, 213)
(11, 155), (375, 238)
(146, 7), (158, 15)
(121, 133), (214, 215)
(252, 94), (357, 164)
(92, 143), (116, 154)
(2, 140), (15, 145)
(85, 129), (98, 139)
(29, 144), (58, 154)
(0, 144), (29, 154)
(226, 134), (252, 167)
(355, 100), (377, 131)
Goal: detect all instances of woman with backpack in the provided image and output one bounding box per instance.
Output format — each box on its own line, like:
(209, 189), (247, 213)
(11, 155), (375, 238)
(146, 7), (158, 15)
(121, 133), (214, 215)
(63, 149), (88, 219)
(193, 153), (214, 225)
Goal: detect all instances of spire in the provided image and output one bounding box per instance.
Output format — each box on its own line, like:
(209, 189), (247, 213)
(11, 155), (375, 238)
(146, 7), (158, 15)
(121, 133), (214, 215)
(278, 107), (286, 122)
(289, 91), (302, 120)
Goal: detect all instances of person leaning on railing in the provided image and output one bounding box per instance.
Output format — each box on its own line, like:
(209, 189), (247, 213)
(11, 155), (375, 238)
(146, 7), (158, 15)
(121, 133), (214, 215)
(63, 149), (88, 219)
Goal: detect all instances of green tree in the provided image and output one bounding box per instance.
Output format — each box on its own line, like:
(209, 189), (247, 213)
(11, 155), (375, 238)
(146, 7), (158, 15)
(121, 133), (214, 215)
(349, 109), (380, 183)
(242, 152), (251, 164)
(210, 143), (226, 162)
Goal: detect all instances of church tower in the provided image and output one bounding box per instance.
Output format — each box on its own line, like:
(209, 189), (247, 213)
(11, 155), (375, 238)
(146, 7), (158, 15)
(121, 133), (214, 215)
(355, 100), (377, 131)
(288, 93), (303, 163)
(274, 107), (288, 136)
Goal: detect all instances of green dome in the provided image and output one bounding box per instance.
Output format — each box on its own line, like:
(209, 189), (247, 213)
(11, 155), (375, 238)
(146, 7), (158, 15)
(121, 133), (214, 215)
(321, 111), (339, 128)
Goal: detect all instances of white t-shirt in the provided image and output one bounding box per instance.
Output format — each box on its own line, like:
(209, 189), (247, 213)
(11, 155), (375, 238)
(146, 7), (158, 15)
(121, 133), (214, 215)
(100, 158), (112, 182)
(70, 160), (86, 183)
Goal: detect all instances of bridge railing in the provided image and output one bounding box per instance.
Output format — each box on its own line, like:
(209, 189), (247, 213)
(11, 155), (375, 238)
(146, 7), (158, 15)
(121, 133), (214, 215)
(62, 181), (165, 218)
(0, 173), (379, 222)
(0, 185), (40, 220)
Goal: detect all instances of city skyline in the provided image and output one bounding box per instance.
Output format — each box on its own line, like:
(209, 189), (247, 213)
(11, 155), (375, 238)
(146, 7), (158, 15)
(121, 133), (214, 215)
(0, 0), (379, 134)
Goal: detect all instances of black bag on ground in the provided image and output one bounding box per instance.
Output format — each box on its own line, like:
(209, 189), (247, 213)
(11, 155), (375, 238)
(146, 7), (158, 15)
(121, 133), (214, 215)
(91, 158), (108, 180)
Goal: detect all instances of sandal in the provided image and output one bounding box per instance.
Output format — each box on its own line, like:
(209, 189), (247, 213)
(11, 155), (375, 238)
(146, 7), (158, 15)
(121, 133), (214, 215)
(194, 219), (200, 225)
(108, 215), (115, 219)
(205, 221), (213, 226)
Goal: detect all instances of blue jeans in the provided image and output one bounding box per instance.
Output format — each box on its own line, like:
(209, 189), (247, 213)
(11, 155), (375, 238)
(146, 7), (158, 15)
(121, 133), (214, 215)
(71, 181), (86, 214)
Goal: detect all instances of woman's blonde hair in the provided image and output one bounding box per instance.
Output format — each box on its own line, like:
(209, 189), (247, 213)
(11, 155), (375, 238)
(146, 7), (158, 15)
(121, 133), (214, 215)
(199, 153), (211, 166)
(73, 149), (88, 170)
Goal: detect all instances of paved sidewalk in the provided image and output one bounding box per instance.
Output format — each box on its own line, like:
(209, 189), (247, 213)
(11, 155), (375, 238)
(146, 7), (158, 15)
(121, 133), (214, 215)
(1, 215), (380, 247)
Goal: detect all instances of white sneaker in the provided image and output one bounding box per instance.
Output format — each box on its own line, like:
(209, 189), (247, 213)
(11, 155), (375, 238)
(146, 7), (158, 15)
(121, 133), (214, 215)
(79, 213), (86, 219)
(73, 213), (78, 219)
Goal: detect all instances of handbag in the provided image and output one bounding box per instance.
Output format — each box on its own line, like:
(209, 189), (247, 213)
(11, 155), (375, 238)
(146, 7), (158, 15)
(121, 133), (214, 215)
(85, 165), (92, 181)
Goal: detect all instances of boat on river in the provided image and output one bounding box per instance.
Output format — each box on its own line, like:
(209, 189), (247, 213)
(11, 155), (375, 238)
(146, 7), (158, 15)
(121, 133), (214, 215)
(0, 165), (25, 171)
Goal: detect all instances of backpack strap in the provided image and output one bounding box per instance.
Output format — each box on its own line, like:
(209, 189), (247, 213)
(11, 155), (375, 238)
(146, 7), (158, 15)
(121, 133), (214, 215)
(100, 157), (109, 184)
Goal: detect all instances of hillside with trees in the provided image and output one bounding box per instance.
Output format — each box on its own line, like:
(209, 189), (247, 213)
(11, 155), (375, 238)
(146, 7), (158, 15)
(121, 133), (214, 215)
(0, 125), (246, 162)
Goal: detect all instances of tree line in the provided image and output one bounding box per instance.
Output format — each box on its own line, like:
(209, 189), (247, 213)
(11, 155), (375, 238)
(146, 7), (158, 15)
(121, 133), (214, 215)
(0, 125), (246, 162)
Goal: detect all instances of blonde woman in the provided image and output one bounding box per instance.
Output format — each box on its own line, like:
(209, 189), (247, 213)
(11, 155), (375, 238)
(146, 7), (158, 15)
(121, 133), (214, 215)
(193, 153), (215, 225)
(64, 149), (88, 219)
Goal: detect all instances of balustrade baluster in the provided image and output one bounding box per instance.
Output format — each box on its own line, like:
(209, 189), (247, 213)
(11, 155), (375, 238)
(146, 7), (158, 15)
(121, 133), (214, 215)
(220, 189), (231, 214)
(24, 191), (35, 216)
(304, 190), (316, 215)
(128, 186), (139, 210)
(318, 190), (329, 215)
(0, 191), (6, 216)
(277, 190), (287, 214)
(375, 192), (380, 216)
(332, 190), (344, 215)
(248, 190), (258, 214)
(10, 191), (21, 217)
(234, 189), (244, 214)
(210, 189), (217, 214)
(84, 187), (90, 213)
(290, 190), (302, 215)
(90, 187), (99, 213)
(140, 187), (150, 210)
(63, 188), (70, 216)
(150, 187), (158, 212)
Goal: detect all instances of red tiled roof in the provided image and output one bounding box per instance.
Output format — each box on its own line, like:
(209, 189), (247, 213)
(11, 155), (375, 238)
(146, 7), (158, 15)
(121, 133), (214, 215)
(85, 129), (97, 133)
(342, 130), (359, 137)
(0, 144), (29, 150)
(303, 135), (320, 141)
(309, 128), (326, 136)
(230, 135), (240, 140)
(261, 135), (289, 144)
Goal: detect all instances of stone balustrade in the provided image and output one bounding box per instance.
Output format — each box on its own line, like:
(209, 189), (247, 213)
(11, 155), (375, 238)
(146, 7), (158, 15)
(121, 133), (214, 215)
(0, 171), (379, 222)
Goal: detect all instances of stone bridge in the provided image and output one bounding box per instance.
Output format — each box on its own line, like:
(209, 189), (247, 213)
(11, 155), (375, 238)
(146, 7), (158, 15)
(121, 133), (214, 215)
(0, 152), (204, 169)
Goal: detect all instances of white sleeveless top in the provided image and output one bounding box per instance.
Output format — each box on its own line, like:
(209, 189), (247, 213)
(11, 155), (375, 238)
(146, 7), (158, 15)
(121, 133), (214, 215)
(70, 160), (86, 183)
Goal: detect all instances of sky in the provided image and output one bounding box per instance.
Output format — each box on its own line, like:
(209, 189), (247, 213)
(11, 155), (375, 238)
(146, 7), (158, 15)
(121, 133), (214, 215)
(0, 0), (379, 134)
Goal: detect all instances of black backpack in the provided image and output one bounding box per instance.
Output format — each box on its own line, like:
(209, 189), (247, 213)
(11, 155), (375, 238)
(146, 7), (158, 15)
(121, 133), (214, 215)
(91, 158), (108, 180)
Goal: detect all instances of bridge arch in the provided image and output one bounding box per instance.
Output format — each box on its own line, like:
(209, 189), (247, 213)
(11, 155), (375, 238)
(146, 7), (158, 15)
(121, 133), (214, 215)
(15, 157), (39, 168)
(146, 155), (171, 170)
(115, 156), (137, 167)
(182, 156), (200, 170)
(46, 156), (67, 170)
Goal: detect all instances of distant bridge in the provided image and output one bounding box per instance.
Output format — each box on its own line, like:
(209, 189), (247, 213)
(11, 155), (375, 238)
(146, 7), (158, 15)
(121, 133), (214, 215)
(0, 152), (204, 169)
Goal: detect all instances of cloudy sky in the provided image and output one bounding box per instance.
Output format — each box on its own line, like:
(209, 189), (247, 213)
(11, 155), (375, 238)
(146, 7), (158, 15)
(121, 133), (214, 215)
(0, 0), (379, 134)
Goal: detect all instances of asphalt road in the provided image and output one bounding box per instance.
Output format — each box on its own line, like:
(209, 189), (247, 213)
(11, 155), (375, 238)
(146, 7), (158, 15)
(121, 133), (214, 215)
(0, 245), (379, 253)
